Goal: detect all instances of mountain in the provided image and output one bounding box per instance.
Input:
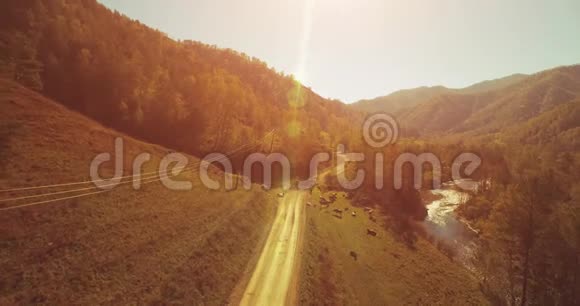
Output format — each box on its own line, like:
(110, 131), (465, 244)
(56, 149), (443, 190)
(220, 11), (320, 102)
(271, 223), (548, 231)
(497, 98), (580, 152)
(352, 86), (449, 115)
(0, 0), (363, 171)
(351, 74), (530, 115)
(460, 73), (529, 94)
(397, 65), (580, 136)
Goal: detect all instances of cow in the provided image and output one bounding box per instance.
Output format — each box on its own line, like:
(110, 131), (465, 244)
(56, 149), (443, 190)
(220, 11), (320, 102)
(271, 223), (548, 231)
(333, 208), (342, 214)
(367, 229), (377, 236)
(350, 251), (358, 261)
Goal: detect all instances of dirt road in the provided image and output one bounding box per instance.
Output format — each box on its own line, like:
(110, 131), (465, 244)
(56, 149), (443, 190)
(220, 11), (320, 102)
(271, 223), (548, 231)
(239, 190), (305, 306)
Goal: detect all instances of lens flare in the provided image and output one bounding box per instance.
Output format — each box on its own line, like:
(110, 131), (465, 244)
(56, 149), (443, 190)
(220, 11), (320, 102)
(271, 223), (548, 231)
(287, 120), (301, 137)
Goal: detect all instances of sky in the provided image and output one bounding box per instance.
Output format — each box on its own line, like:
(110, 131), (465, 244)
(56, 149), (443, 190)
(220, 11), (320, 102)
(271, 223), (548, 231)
(98, 0), (580, 103)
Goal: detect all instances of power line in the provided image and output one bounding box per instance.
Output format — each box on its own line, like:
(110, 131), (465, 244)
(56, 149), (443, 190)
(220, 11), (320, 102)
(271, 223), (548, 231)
(0, 175), (164, 212)
(0, 130), (275, 211)
(0, 130), (273, 193)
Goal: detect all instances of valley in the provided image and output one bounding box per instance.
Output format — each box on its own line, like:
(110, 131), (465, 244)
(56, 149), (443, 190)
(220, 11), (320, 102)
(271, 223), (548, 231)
(0, 1), (578, 305)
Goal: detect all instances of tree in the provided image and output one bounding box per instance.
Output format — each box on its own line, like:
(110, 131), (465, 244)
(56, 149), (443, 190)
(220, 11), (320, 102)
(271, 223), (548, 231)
(0, 31), (43, 90)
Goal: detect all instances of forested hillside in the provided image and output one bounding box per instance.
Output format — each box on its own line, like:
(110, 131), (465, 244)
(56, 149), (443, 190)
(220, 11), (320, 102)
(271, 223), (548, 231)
(355, 65), (580, 138)
(0, 0), (362, 172)
(452, 102), (580, 305)
(352, 73), (529, 115)
(352, 62), (580, 305)
(400, 69), (580, 304)
(353, 86), (449, 115)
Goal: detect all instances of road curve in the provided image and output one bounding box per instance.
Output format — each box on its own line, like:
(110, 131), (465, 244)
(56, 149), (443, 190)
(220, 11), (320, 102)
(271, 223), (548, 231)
(239, 190), (305, 306)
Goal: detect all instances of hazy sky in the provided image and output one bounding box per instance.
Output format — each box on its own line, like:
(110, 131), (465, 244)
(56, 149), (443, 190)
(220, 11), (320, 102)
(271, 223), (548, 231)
(98, 0), (580, 103)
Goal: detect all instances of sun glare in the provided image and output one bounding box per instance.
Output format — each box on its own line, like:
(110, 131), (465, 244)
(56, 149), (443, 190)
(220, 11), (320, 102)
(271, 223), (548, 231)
(293, 0), (315, 84)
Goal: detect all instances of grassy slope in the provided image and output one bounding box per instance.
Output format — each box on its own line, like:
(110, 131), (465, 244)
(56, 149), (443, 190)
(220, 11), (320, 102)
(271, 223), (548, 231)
(0, 79), (276, 305)
(299, 189), (488, 305)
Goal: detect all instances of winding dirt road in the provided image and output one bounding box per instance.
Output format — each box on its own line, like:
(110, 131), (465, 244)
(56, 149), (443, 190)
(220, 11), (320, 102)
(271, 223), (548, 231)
(239, 190), (306, 306)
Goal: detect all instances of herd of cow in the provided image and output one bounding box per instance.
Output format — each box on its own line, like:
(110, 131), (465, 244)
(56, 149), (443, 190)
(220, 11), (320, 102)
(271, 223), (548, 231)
(306, 191), (379, 238)
(278, 192), (377, 238)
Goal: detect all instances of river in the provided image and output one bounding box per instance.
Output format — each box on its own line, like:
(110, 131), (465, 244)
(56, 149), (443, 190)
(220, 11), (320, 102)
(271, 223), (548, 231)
(423, 180), (479, 269)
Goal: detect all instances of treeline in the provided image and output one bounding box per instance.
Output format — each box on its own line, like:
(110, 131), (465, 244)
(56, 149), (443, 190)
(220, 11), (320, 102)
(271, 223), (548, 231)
(454, 105), (580, 305)
(417, 99), (580, 304)
(327, 109), (579, 304)
(458, 154), (579, 305)
(0, 0), (362, 177)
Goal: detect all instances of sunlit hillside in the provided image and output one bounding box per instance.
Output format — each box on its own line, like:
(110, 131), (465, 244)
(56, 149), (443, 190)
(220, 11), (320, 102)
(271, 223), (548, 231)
(1, 0), (578, 305)
(0, 79), (276, 304)
(0, 0), (363, 174)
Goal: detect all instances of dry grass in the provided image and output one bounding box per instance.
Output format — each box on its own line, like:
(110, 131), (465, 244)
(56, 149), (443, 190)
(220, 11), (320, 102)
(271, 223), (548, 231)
(0, 79), (276, 305)
(298, 188), (489, 305)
